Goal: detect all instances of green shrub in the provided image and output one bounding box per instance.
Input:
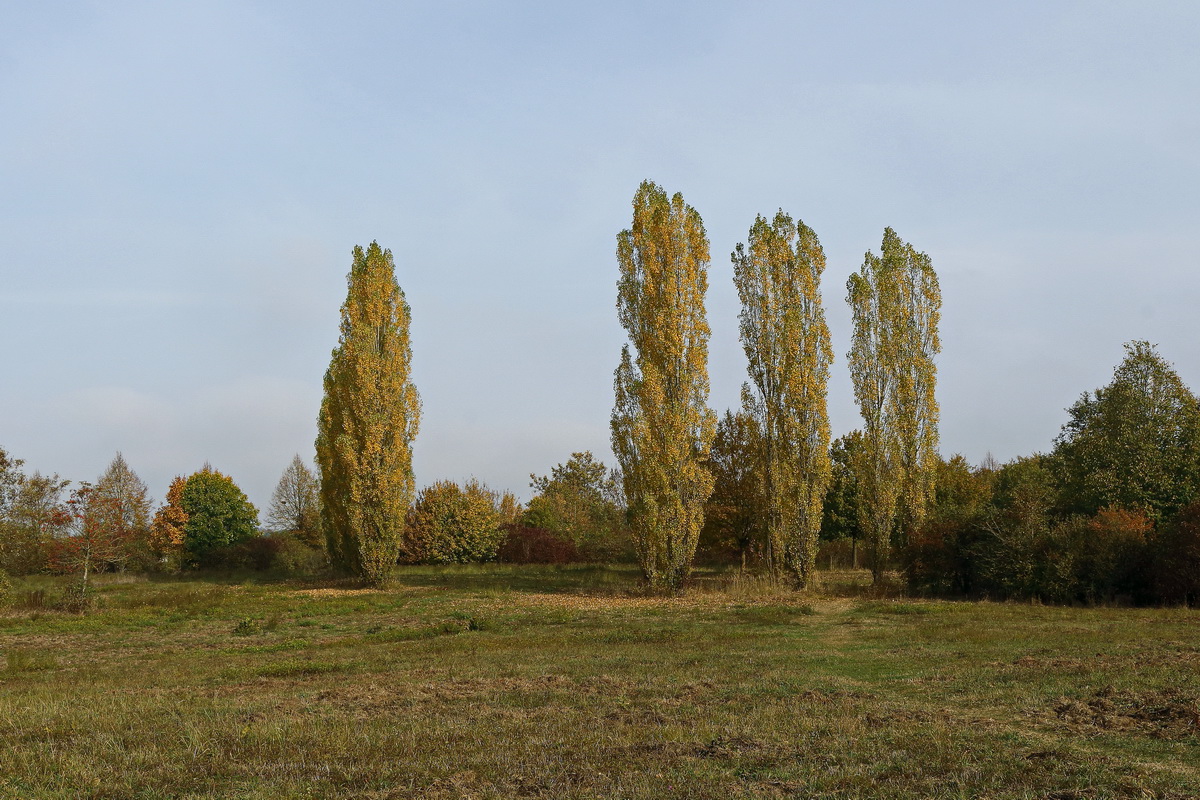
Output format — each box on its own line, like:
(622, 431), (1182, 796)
(232, 618), (260, 636)
(0, 569), (12, 609)
(271, 533), (326, 575)
(57, 579), (96, 614)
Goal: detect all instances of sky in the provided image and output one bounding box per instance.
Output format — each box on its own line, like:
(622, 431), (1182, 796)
(2, 1), (1198, 514)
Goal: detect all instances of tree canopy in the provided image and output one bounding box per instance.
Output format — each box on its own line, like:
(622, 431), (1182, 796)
(1053, 340), (1200, 521)
(179, 467), (258, 565)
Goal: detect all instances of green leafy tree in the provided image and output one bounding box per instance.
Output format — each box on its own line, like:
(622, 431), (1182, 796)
(932, 454), (995, 521)
(612, 180), (717, 593)
(317, 241), (421, 586)
(524, 451), (626, 561)
(0, 446), (22, 519)
(405, 479), (504, 564)
(1, 461), (69, 576)
(820, 432), (865, 564)
(267, 455), (322, 550)
(1053, 341), (1200, 521)
(846, 228), (941, 582)
(179, 467), (259, 566)
(733, 211), (833, 587)
(700, 410), (764, 565)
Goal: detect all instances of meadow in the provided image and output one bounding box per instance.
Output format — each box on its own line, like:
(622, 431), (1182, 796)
(1, 566), (1197, 799)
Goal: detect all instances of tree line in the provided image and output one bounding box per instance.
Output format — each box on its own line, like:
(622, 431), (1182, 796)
(3, 180), (1198, 606)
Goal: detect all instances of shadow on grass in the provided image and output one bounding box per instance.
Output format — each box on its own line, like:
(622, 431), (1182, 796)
(387, 563), (646, 595)
(382, 563), (907, 603)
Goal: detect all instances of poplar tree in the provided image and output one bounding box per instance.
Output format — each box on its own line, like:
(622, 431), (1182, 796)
(612, 180), (716, 593)
(316, 242), (420, 586)
(846, 228), (940, 582)
(733, 212), (833, 588)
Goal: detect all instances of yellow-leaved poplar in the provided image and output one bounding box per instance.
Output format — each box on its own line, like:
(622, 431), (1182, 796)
(316, 242), (420, 586)
(611, 180), (716, 593)
(733, 212), (833, 588)
(846, 228), (941, 582)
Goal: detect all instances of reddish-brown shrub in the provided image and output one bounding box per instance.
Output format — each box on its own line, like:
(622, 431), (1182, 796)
(1154, 502), (1200, 604)
(901, 518), (975, 596)
(496, 524), (579, 564)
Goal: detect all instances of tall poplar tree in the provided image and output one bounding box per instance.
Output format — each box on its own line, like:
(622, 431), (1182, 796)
(316, 242), (420, 586)
(846, 228), (940, 582)
(612, 180), (716, 593)
(733, 212), (833, 588)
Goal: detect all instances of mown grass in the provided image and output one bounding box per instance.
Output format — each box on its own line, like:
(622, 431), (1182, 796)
(0, 565), (1196, 798)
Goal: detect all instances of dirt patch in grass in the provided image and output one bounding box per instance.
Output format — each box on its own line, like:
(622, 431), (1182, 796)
(1052, 687), (1200, 739)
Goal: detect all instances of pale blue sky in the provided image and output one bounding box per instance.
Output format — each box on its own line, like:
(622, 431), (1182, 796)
(2, 1), (1198, 512)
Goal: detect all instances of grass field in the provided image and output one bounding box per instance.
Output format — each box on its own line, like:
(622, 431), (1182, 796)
(1, 566), (1197, 799)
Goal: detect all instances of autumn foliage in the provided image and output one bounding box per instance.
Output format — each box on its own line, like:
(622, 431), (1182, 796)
(317, 241), (420, 586)
(612, 180), (716, 593)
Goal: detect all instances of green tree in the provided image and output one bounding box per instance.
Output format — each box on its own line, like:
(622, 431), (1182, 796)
(932, 454), (995, 521)
(820, 432), (865, 564)
(846, 228), (941, 582)
(317, 241), (421, 586)
(179, 467), (259, 565)
(700, 410), (764, 565)
(1053, 340), (1200, 521)
(267, 455), (322, 550)
(524, 451), (626, 561)
(1, 466), (69, 576)
(405, 479), (504, 564)
(612, 180), (717, 593)
(0, 446), (23, 519)
(733, 211), (833, 587)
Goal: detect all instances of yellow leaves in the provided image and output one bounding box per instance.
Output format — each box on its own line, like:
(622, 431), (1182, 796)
(846, 229), (941, 580)
(317, 242), (420, 585)
(613, 181), (716, 592)
(149, 476), (188, 556)
(733, 211), (833, 587)
(405, 479), (504, 564)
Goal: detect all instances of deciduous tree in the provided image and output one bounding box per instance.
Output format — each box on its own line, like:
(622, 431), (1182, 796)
(267, 455), (322, 549)
(179, 466), (258, 566)
(612, 180), (716, 593)
(846, 228), (941, 582)
(317, 242), (420, 586)
(47, 484), (126, 607)
(90, 452), (152, 570)
(733, 211), (833, 587)
(1, 467), (69, 575)
(524, 451), (625, 561)
(405, 479), (504, 564)
(150, 476), (189, 567)
(700, 410), (764, 565)
(1053, 341), (1200, 521)
(821, 432), (866, 565)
